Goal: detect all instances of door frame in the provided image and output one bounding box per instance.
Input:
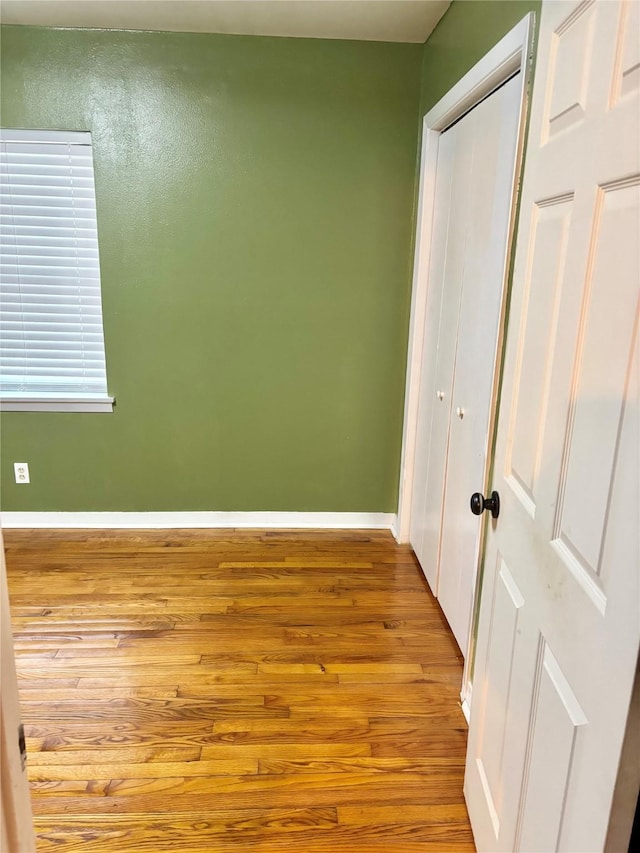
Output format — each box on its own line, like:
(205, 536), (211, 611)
(395, 13), (535, 708)
(1, 528), (36, 852)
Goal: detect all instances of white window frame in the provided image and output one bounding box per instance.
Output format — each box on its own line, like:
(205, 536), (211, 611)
(0, 128), (113, 413)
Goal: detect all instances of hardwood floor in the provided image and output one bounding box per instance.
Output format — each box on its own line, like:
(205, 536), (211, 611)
(4, 528), (474, 852)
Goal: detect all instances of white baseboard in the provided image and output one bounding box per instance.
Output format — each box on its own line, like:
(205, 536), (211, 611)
(0, 511), (397, 531)
(390, 515), (400, 542)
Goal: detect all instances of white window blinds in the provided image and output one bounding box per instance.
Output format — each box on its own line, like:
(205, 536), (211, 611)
(0, 129), (112, 409)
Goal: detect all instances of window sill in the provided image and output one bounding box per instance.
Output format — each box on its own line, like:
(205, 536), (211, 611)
(0, 396), (115, 413)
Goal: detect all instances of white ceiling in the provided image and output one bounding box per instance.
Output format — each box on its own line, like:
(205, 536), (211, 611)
(0, 0), (451, 43)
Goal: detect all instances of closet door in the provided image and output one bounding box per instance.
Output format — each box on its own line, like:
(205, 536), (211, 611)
(438, 74), (523, 653)
(409, 110), (476, 591)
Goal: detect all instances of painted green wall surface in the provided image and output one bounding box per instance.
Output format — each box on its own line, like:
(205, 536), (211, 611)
(420, 0), (541, 116)
(0, 25), (422, 512)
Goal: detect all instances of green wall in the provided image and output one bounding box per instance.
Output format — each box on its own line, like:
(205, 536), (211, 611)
(420, 0), (541, 115)
(0, 4), (542, 515)
(0, 26), (422, 512)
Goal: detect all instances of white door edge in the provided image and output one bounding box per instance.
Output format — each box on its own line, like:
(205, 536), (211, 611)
(1, 527), (36, 851)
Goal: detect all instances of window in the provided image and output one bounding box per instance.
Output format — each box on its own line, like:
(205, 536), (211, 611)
(0, 129), (113, 412)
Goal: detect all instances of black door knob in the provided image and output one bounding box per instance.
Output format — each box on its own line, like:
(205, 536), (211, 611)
(470, 490), (500, 519)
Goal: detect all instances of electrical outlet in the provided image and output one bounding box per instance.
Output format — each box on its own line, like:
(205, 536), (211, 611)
(14, 462), (30, 484)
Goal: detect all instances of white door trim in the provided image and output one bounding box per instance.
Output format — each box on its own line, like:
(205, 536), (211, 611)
(396, 13), (535, 546)
(1, 528), (36, 852)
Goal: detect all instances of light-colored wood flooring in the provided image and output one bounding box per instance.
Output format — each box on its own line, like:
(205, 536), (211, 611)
(5, 528), (474, 852)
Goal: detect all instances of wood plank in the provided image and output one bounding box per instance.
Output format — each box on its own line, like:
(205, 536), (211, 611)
(79, 671), (338, 687)
(258, 757), (465, 774)
(338, 802), (470, 823)
(27, 747), (202, 764)
(201, 742), (372, 759)
(20, 687), (179, 700)
(29, 770), (467, 804)
(28, 758), (258, 781)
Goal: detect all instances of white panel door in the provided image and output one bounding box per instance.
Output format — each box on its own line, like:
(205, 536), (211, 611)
(410, 73), (523, 651)
(465, 2), (640, 850)
(409, 110), (474, 589)
(438, 74), (522, 653)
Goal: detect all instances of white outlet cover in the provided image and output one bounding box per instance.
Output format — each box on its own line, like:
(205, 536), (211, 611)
(14, 462), (30, 484)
